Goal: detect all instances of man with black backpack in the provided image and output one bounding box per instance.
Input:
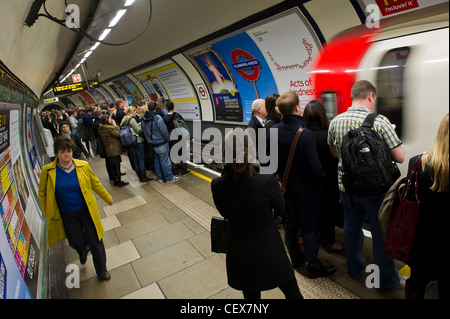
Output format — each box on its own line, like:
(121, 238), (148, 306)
(163, 101), (191, 176)
(327, 80), (405, 292)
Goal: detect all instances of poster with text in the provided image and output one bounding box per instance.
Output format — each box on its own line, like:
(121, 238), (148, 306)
(246, 10), (322, 109)
(0, 109), (41, 299)
(189, 47), (243, 122)
(112, 76), (144, 106)
(135, 63), (200, 120)
(211, 32), (278, 123)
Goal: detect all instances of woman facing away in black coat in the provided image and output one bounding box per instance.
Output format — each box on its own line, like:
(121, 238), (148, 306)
(405, 113), (449, 299)
(211, 130), (303, 300)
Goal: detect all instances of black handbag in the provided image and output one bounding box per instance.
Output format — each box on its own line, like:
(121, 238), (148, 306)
(210, 216), (228, 253)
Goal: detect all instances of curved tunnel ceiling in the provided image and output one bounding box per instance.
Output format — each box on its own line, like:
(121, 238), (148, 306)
(3, 0), (446, 100)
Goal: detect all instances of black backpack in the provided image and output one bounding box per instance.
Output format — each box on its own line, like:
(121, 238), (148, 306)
(341, 113), (400, 196)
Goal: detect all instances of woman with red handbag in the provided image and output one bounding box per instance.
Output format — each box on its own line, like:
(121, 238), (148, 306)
(405, 113), (449, 299)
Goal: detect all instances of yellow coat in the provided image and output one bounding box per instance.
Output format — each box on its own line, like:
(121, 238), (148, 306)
(38, 159), (112, 249)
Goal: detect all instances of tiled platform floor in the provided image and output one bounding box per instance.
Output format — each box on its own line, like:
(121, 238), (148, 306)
(62, 155), (409, 299)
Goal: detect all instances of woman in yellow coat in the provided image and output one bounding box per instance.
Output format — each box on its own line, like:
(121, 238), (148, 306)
(38, 136), (114, 281)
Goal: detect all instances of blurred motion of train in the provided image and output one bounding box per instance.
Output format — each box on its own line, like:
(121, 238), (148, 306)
(309, 4), (449, 172)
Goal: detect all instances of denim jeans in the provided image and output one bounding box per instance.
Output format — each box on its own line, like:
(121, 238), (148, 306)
(340, 192), (400, 290)
(128, 143), (146, 171)
(153, 142), (174, 181)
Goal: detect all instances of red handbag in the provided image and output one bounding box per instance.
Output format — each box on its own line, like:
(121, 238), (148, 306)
(384, 155), (422, 262)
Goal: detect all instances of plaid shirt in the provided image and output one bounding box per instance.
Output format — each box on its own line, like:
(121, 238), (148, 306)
(327, 107), (402, 192)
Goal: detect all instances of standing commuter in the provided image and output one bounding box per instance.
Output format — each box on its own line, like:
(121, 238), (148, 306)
(163, 101), (190, 176)
(38, 136), (113, 281)
(267, 92), (336, 278)
(98, 114), (129, 187)
(68, 110), (79, 135)
(112, 98), (126, 127)
(121, 107), (152, 182)
(59, 121), (90, 161)
(405, 113), (449, 299)
(303, 100), (343, 253)
(82, 107), (97, 156)
(247, 98), (268, 157)
(264, 93), (281, 130)
(211, 130), (303, 299)
(141, 101), (180, 183)
(327, 80), (404, 291)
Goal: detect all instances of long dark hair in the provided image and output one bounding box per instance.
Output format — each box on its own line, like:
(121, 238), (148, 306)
(265, 93), (281, 123)
(303, 100), (329, 130)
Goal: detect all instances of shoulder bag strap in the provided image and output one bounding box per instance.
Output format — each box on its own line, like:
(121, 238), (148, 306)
(281, 127), (304, 193)
(405, 155), (422, 202)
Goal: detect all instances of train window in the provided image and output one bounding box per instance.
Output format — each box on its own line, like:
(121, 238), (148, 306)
(321, 91), (337, 120)
(376, 47), (410, 139)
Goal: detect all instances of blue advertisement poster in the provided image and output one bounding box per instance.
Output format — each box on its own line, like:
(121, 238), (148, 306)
(211, 32), (278, 123)
(191, 48), (243, 122)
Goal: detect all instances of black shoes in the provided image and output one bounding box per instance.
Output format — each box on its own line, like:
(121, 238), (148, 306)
(307, 265), (337, 279)
(98, 271), (111, 281)
(113, 179), (129, 187)
(138, 170), (153, 182)
(79, 249), (89, 265)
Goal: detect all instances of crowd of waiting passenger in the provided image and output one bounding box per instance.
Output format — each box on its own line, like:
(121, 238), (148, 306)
(40, 96), (190, 187)
(38, 80), (448, 299)
(212, 80), (448, 299)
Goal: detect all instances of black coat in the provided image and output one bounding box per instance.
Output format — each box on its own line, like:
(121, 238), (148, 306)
(267, 114), (325, 229)
(211, 167), (295, 291)
(407, 155), (449, 275)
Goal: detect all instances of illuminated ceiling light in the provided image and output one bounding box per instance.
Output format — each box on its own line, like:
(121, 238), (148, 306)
(124, 0), (136, 6)
(91, 42), (100, 51)
(84, 51), (93, 59)
(98, 28), (111, 41)
(109, 9), (127, 27)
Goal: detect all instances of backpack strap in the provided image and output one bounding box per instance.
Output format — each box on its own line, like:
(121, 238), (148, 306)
(362, 112), (378, 128)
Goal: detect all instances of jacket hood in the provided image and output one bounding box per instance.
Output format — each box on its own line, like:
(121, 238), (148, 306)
(142, 110), (156, 122)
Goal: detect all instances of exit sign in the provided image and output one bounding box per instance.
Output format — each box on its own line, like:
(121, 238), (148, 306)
(72, 74), (82, 82)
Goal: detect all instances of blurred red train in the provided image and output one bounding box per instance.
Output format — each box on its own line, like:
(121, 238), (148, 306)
(309, 4), (449, 172)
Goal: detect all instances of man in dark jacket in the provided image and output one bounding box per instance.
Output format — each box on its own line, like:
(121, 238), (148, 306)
(247, 98), (267, 157)
(267, 92), (335, 279)
(163, 101), (190, 176)
(59, 121), (90, 160)
(141, 102), (180, 183)
(112, 98), (126, 127)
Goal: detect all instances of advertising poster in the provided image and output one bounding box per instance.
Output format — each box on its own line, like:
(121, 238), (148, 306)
(189, 47), (243, 122)
(112, 76), (144, 106)
(107, 83), (125, 100)
(135, 62), (200, 120)
(246, 10), (321, 109)
(185, 8), (322, 122)
(211, 32), (278, 122)
(0, 109), (41, 299)
(78, 91), (96, 106)
(358, 0), (449, 18)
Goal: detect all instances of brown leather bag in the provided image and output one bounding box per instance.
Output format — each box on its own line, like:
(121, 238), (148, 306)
(278, 127), (304, 198)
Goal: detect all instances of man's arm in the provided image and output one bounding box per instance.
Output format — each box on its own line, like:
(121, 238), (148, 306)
(389, 145), (405, 164)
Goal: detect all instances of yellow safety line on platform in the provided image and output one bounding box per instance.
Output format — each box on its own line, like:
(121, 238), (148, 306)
(188, 169), (213, 183)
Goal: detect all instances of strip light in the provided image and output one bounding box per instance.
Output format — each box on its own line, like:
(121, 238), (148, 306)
(58, 0), (138, 87)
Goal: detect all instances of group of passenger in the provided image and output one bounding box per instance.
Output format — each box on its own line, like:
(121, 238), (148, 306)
(38, 80), (447, 299)
(212, 80), (448, 299)
(38, 96), (193, 282)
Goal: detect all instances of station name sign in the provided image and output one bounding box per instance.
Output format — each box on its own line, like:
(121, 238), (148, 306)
(52, 79), (100, 95)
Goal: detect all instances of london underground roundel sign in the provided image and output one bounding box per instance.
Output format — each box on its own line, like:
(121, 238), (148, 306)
(231, 49), (261, 82)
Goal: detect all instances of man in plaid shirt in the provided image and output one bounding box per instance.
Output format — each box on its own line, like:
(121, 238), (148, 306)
(327, 80), (405, 292)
